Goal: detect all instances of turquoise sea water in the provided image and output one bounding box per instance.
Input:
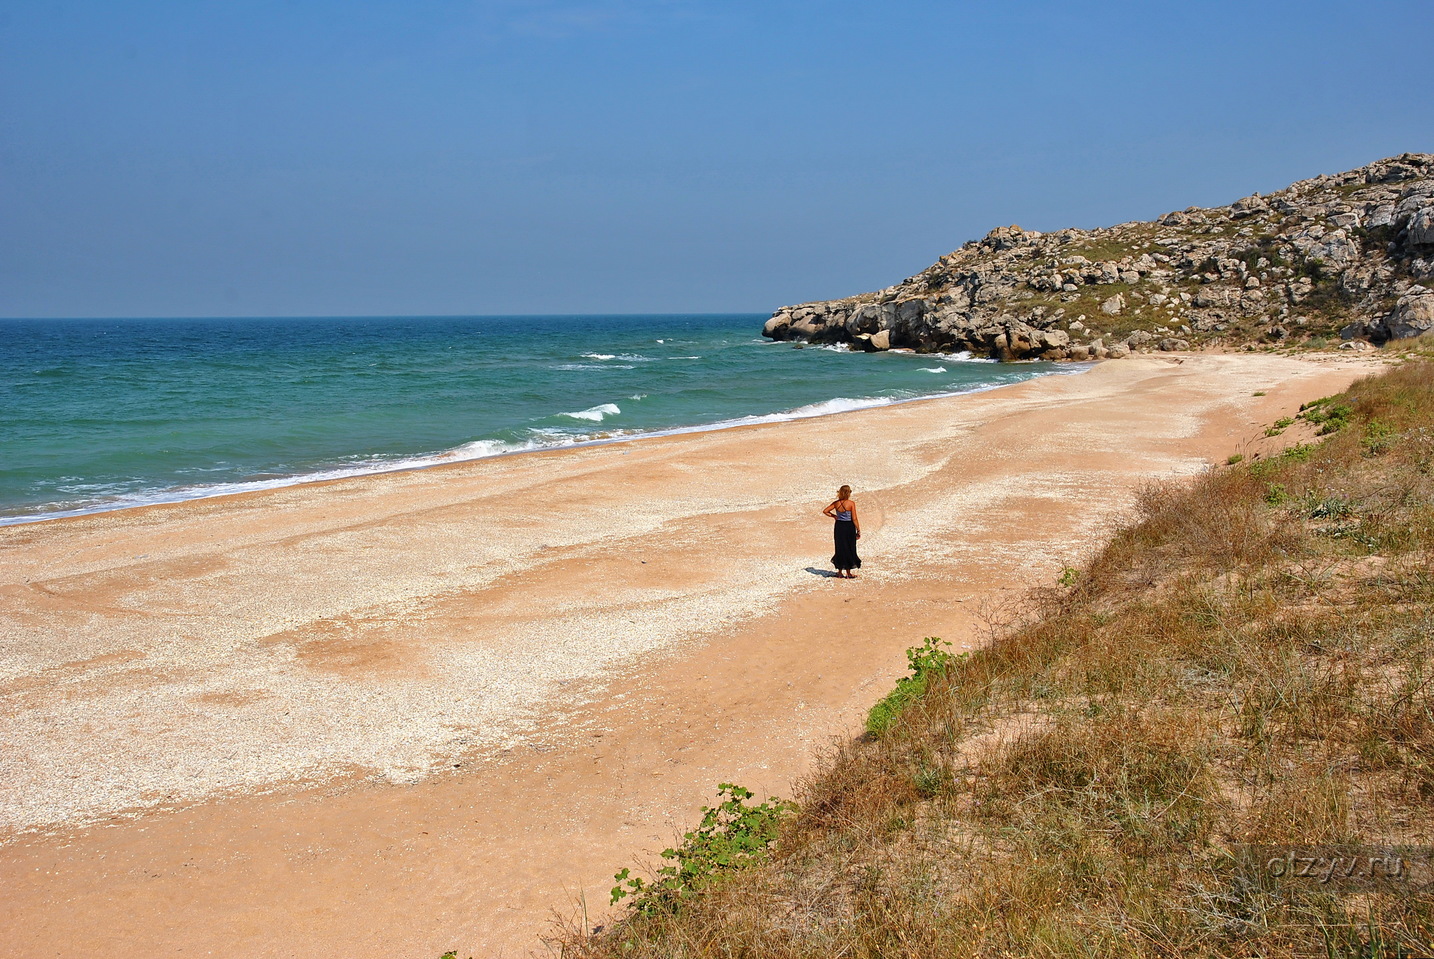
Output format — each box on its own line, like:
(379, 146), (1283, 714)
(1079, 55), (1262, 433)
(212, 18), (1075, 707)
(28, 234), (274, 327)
(0, 314), (1077, 525)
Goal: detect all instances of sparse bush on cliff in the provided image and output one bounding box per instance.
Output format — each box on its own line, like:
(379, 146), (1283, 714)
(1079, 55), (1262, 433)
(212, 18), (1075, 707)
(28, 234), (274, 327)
(559, 360), (1434, 958)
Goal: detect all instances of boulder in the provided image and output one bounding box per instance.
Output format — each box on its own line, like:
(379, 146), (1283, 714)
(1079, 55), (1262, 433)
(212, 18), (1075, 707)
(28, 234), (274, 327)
(869, 330), (892, 351)
(1039, 328), (1070, 350)
(1158, 337), (1191, 351)
(1367, 203), (1397, 229)
(1231, 194), (1269, 218)
(1387, 288), (1434, 341)
(896, 298), (929, 325)
(1100, 293), (1125, 315)
(1339, 320), (1369, 341)
(1410, 208), (1434, 248)
(1308, 229), (1359, 268)
(847, 304), (883, 335)
(762, 314), (790, 338)
(1339, 339), (1375, 352)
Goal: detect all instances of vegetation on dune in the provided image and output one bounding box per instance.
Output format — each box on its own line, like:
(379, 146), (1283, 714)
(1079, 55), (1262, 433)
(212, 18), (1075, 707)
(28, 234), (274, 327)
(557, 360), (1434, 958)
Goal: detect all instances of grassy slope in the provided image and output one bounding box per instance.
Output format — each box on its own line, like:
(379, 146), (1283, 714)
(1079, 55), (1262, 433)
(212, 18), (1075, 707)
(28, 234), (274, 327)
(563, 359), (1434, 958)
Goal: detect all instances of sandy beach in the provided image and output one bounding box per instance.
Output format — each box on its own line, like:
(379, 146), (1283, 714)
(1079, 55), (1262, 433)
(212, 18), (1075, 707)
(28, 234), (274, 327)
(0, 352), (1381, 957)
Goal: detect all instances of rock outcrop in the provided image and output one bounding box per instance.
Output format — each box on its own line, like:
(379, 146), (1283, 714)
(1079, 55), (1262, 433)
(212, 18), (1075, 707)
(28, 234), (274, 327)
(762, 154), (1434, 359)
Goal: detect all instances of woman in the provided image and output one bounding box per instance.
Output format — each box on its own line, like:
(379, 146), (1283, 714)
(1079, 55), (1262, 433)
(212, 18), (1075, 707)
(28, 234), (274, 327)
(822, 485), (862, 579)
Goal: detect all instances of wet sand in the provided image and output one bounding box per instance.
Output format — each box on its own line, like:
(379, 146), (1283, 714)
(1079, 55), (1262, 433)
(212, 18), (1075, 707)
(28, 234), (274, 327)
(0, 353), (1380, 957)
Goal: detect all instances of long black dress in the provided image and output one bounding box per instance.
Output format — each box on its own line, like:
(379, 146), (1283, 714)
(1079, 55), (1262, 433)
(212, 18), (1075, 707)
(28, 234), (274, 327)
(832, 519), (862, 571)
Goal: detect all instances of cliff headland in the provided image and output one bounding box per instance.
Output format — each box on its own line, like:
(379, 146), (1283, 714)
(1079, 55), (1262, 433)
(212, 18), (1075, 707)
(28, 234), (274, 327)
(763, 153), (1434, 360)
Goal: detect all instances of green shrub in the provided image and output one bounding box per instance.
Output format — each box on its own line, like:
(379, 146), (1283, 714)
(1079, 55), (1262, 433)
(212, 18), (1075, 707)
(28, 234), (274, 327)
(865, 637), (959, 735)
(609, 784), (794, 916)
(1300, 395), (1353, 433)
(1265, 416), (1295, 436)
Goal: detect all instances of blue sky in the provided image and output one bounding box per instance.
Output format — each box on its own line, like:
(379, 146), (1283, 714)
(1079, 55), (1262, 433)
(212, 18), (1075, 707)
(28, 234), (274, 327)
(2, 0), (1431, 318)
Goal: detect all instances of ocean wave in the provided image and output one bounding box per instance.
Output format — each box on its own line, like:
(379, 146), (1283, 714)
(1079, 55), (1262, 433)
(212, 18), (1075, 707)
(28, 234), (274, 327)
(1, 337), (1091, 528)
(581, 352), (654, 362)
(0, 441), (549, 527)
(931, 350), (998, 363)
(918, 367), (948, 373)
(782, 396), (901, 417)
(559, 403), (620, 422)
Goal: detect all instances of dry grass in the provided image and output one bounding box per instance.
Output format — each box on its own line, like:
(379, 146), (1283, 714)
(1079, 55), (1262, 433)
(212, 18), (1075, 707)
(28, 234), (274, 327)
(557, 361), (1434, 959)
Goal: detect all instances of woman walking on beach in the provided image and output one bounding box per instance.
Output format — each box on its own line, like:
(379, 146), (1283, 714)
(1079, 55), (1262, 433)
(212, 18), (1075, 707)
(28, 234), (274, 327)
(822, 485), (862, 579)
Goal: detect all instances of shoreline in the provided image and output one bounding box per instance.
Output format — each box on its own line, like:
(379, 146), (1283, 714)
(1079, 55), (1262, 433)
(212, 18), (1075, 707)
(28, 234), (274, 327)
(0, 354), (1077, 529)
(0, 352), (1386, 957)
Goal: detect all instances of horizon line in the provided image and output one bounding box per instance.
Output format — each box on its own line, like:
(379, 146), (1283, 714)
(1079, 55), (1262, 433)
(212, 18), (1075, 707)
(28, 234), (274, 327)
(0, 310), (773, 323)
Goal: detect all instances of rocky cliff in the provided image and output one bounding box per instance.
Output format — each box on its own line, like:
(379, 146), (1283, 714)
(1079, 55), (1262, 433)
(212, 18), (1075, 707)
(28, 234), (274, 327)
(763, 154), (1434, 360)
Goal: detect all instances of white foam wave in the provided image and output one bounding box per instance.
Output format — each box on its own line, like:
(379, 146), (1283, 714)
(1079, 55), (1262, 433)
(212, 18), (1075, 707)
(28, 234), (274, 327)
(1, 364), (1094, 529)
(919, 367), (948, 373)
(581, 352), (653, 362)
(559, 403), (621, 422)
(0, 440), (548, 528)
(931, 350), (997, 363)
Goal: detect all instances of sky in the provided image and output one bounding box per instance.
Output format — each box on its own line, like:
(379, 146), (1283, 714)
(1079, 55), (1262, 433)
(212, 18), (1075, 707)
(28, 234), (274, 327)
(2, 0), (1431, 319)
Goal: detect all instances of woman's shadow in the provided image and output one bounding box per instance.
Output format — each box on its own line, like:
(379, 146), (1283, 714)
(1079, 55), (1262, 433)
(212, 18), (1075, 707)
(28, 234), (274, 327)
(804, 567), (843, 578)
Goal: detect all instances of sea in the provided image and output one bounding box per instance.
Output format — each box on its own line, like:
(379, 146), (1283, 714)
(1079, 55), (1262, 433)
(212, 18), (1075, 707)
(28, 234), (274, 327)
(0, 314), (1081, 526)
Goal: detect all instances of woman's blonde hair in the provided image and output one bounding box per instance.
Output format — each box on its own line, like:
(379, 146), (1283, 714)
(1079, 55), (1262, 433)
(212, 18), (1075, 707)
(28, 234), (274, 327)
(837, 485), (852, 500)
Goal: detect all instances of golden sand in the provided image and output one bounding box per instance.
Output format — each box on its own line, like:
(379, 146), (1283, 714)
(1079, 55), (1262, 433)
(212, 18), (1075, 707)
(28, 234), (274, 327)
(0, 353), (1381, 957)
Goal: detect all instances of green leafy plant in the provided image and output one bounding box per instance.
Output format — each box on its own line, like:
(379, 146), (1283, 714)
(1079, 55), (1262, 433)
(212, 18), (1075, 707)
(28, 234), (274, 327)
(1300, 395), (1353, 434)
(1265, 416), (1295, 437)
(865, 637), (960, 735)
(1362, 419), (1397, 456)
(1227, 453), (1245, 465)
(609, 784), (793, 916)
